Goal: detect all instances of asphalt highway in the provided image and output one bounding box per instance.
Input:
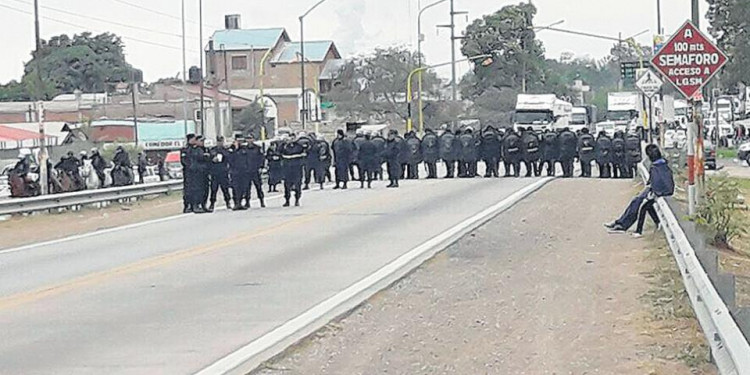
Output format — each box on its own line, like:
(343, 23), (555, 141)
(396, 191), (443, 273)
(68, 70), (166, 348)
(0, 176), (543, 374)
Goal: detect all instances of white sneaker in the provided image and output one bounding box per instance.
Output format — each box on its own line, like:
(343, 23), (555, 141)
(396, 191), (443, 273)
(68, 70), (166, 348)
(632, 232), (643, 238)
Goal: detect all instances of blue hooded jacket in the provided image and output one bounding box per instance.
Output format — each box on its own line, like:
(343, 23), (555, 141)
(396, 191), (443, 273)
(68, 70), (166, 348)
(649, 158), (675, 197)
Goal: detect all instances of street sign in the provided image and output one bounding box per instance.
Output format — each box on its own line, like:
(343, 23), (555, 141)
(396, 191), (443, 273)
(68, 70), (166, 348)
(651, 21), (727, 100)
(636, 70), (663, 98)
(620, 61), (641, 81)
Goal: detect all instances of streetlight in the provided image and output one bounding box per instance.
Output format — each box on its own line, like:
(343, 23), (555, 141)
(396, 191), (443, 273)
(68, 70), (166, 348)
(417, 0), (448, 67)
(407, 54), (494, 134)
(299, 0), (330, 130)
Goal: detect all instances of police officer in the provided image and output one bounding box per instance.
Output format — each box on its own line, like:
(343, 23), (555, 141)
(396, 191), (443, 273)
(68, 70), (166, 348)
(577, 128), (596, 178)
(358, 132), (379, 188)
(595, 131), (613, 178)
(421, 128), (440, 179)
(405, 131), (422, 179)
(299, 132), (316, 190)
(332, 129), (353, 189)
(558, 127), (578, 178)
(351, 129), (367, 181)
(180, 134), (196, 212)
(625, 132), (642, 178)
(521, 127), (541, 177)
(396, 131), (410, 179)
(502, 129), (522, 177)
(458, 127), (479, 178)
(208, 136), (232, 211)
(281, 133), (308, 207)
(194, 136), (212, 212)
(314, 134), (332, 190)
(439, 128), (458, 178)
(184, 136), (208, 213)
(384, 129), (402, 188)
(246, 134), (266, 208)
(480, 126), (501, 178)
(540, 130), (559, 177)
(611, 131), (627, 178)
(266, 141), (283, 192)
(90, 148), (108, 188)
(371, 132), (386, 180)
(111, 146), (133, 186)
(229, 136), (251, 210)
(137, 152), (147, 184)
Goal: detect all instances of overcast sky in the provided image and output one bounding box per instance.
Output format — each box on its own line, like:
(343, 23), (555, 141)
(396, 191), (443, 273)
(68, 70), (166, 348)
(0, 0), (710, 84)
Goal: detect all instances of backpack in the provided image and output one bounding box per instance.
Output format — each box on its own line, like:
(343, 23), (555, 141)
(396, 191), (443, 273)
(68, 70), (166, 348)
(650, 160), (675, 197)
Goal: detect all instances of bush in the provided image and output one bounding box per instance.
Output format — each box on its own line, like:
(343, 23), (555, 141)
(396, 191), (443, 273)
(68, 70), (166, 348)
(695, 174), (748, 248)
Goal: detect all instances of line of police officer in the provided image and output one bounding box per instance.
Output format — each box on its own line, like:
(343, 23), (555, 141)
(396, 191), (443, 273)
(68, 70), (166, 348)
(179, 126), (643, 213)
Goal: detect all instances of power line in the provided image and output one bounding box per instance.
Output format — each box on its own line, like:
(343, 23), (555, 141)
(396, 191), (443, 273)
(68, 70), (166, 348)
(7, 0), (198, 40)
(0, 2), (199, 53)
(110, 0), (220, 30)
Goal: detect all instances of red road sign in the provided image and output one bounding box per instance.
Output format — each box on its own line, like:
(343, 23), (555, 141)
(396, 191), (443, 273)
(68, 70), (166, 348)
(651, 21), (727, 100)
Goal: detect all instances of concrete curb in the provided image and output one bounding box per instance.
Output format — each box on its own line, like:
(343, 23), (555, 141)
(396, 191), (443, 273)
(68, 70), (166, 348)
(193, 177), (555, 375)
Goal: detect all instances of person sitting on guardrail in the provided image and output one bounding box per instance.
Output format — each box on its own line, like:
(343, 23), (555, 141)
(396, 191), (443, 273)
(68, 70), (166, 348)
(604, 145), (674, 237)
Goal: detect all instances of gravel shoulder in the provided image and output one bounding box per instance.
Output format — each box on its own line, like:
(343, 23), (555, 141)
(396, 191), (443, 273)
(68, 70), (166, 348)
(255, 179), (715, 375)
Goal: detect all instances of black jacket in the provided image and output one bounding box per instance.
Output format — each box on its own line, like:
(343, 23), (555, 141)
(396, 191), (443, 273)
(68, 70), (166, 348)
(541, 132), (559, 161)
(332, 136), (354, 166)
(577, 133), (596, 163)
(281, 141), (307, 168)
(502, 132), (521, 161)
(458, 132), (479, 162)
(521, 132), (541, 162)
(558, 131), (578, 159)
(595, 135), (613, 164)
(421, 131), (440, 163)
(406, 134), (422, 164)
(439, 132), (458, 161)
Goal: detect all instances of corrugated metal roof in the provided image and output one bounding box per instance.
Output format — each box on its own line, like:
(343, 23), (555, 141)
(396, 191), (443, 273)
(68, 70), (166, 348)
(272, 41), (340, 63)
(209, 28), (289, 51)
(0, 125), (43, 141)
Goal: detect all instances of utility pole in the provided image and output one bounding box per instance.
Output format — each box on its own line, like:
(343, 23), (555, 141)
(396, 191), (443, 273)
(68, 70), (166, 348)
(300, 16), (307, 130)
(33, 0), (48, 195)
(198, 0), (205, 136)
(449, 0), (457, 101)
(656, 0), (662, 34)
(181, 0), (189, 136)
(131, 81), (139, 147)
(687, 0), (701, 215)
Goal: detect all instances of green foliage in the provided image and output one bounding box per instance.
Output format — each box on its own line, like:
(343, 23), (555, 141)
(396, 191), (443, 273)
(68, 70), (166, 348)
(235, 101), (266, 138)
(695, 174), (748, 248)
(1, 32), (139, 101)
(707, 0), (750, 86)
(327, 46), (442, 122)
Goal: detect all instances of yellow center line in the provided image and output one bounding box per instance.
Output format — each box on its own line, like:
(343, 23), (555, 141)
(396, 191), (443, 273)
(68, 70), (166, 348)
(0, 193), (389, 311)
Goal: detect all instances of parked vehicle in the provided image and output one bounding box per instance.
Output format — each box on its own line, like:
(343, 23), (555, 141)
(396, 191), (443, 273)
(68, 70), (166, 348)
(512, 94), (573, 133)
(165, 151), (183, 179)
(705, 140), (717, 170)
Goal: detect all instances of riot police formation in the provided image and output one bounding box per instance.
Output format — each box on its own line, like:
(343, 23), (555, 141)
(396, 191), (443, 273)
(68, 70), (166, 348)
(439, 129), (458, 178)
(625, 133), (642, 178)
(405, 131), (422, 179)
(611, 132), (627, 178)
(502, 129), (522, 177)
(280, 133), (308, 207)
(595, 131), (613, 178)
(540, 130), (559, 177)
(458, 127), (479, 178)
(557, 128), (578, 178)
(521, 127), (541, 177)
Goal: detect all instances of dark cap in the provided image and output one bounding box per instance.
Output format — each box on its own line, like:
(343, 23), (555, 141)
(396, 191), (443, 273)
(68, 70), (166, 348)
(186, 133), (196, 141)
(196, 135), (205, 141)
(217, 136), (225, 142)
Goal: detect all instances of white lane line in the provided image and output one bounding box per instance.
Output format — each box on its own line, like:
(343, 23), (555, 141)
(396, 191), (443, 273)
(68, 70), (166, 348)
(0, 194), (284, 256)
(193, 177), (554, 375)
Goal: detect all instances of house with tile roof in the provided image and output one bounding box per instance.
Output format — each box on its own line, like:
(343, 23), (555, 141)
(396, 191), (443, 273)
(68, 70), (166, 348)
(206, 15), (343, 133)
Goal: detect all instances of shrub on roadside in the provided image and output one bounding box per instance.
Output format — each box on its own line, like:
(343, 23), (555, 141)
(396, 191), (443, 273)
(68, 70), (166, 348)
(695, 174), (748, 249)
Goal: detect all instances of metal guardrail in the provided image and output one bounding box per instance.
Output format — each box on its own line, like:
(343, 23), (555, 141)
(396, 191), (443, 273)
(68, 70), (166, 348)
(639, 163), (750, 374)
(0, 180), (183, 216)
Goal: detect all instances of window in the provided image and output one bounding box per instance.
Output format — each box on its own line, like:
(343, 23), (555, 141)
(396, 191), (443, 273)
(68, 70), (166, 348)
(231, 55), (248, 70)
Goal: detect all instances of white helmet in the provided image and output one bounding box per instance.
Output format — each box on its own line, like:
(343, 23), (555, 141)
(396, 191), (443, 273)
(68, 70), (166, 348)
(18, 148), (32, 159)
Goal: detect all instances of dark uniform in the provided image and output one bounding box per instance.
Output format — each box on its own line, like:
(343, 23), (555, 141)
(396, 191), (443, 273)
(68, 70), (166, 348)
(137, 153), (147, 184)
(111, 148), (134, 187)
(299, 134), (316, 190)
(384, 130), (402, 188)
(229, 141), (251, 210)
(55, 153), (84, 190)
(185, 142), (210, 213)
(332, 130), (353, 189)
(371, 134), (386, 180)
(577, 129), (596, 177)
(595, 132), (613, 178)
(314, 138), (332, 189)
(502, 130), (522, 177)
(458, 128), (479, 178)
(358, 134), (379, 188)
(558, 128), (578, 178)
(540, 131), (559, 176)
(480, 127), (501, 178)
(266, 142), (283, 192)
(421, 129), (440, 179)
(611, 132), (627, 178)
(521, 129), (541, 177)
(405, 132), (422, 179)
(180, 135), (194, 212)
(351, 133), (367, 181)
(208, 141), (232, 210)
(396, 134), (410, 179)
(90, 150), (108, 188)
(439, 130), (458, 178)
(281, 137), (308, 206)
(625, 133), (642, 178)
(246, 140), (266, 208)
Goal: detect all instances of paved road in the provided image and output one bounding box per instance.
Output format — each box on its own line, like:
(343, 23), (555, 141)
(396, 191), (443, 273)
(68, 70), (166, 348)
(0, 175), (542, 374)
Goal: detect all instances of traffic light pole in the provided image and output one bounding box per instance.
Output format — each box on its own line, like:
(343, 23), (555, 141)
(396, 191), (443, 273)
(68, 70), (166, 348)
(688, 0), (701, 215)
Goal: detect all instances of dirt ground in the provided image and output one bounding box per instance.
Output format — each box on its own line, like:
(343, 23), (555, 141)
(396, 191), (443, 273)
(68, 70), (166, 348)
(0, 193), (184, 249)
(255, 179), (715, 375)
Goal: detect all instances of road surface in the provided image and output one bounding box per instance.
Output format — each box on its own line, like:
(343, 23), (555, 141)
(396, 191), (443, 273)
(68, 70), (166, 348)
(0, 176), (543, 374)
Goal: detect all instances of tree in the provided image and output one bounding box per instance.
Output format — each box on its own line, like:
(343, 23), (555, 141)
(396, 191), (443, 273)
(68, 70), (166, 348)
(460, 3), (549, 95)
(0, 32), (140, 101)
(707, 0), (750, 86)
(326, 47), (442, 122)
(235, 102), (265, 138)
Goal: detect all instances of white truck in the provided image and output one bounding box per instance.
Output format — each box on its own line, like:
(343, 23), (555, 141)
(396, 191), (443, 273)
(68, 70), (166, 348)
(606, 92), (642, 134)
(512, 94), (573, 133)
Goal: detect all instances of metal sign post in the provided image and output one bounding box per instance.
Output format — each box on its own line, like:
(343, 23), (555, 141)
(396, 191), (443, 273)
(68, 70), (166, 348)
(651, 21), (728, 215)
(636, 70), (663, 144)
